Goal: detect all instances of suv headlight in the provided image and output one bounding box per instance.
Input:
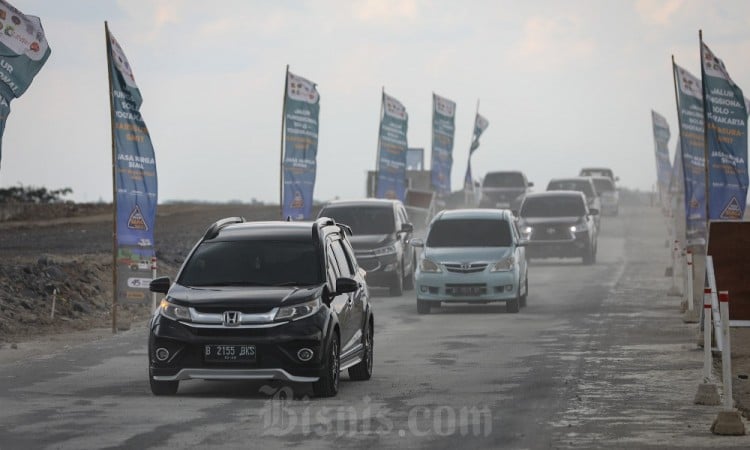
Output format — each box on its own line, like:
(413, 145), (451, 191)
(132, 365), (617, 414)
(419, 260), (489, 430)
(158, 298), (192, 322)
(373, 244), (397, 256)
(275, 298), (321, 321)
(570, 221), (588, 233)
(520, 226), (532, 239)
(490, 256), (515, 272)
(419, 258), (442, 273)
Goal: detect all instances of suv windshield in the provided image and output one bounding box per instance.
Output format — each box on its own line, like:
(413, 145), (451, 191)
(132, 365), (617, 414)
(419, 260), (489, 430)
(483, 172), (525, 188)
(427, 219), (513, 247)
(521, 196), (586, 218)
(547, 180), (595, 198)
(581, 168), (613, 179)
(320, 205), (395, 235)
(592, 178), (615, 194)
(178, 240), (322, 287)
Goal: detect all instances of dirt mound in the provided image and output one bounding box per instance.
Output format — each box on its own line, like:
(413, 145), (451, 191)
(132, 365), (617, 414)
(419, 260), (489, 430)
(0, 202), (285, 342)
(0, 255), (115, 340)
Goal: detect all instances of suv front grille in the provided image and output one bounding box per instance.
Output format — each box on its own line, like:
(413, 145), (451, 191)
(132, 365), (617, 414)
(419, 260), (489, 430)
(533, 225), (573, 241)
(193, 306), (274, 315)
(444, 263), (488, 274)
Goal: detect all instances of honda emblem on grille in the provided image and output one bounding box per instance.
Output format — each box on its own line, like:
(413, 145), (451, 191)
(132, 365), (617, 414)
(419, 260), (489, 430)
(223, 311), (241, 326)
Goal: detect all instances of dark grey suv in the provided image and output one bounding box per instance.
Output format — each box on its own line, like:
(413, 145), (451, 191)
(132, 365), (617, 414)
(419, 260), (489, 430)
(516, 191), (599, 264)
(479, 171), (533, 211)
(318, 199), (415, 296)
(148, 217), (373, 397)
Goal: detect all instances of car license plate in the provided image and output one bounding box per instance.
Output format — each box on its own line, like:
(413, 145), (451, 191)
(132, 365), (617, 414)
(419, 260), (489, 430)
(204, 344), (256, 362)
(450, 287), (481, 296)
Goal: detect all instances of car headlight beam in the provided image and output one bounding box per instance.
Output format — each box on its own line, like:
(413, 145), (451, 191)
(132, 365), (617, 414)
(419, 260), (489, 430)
(159, 298), (192, 322)
(275, 298), (322, 321)
(373, 245), (397, 256)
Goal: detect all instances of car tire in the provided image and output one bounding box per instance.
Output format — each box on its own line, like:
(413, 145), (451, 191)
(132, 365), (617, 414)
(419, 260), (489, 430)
(313, 333), (340, 398)
(417, 299), (431, 314)
(149, 376), (179, 396)
(348, 320), (373, 381)
(389, 270), (403, 297)
(520, 275), (528, 307)
(402, 258), (415, 291)
(506, 295), (520, 313)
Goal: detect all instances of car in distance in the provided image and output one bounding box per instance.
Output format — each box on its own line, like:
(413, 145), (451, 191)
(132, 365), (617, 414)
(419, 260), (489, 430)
(478, 170), (533, 211)
(546, 177), (601, 228)
(318, 199), (415, 296)
(411, 209), (528, 314)
(148, 216), (373, 398)
(517, 191), (598, 264)
(579, 167), (618, 182)
(591, 176), (619, 216)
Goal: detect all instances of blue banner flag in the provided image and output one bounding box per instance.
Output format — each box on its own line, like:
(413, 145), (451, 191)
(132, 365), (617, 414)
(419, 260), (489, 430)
(464, 112), (488, 189)
(673, 63), (707, 244)
(651, 110), (672, 210)
(430, 93), (456, 195)
(282, 70), (320, 220)
(0, 0), (51, 169)
(376, 92), (408, 200)
(107, 26), (158, 305)
(700, 41), (749, 220)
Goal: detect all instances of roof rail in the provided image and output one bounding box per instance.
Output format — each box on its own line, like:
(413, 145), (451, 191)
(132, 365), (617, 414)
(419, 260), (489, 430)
(338, 223), (353, 236)
(203, 216), (245, 240)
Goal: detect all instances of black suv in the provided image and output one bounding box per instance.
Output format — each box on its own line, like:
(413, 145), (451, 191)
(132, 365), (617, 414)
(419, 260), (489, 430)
(516, 191), (599, 264)
(478, 171), (533, 211)
(318, 199), (415, 296)
(148, 217), (373, 397)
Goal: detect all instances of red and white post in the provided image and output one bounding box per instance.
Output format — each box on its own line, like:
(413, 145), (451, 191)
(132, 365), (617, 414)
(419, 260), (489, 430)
(704, 288), (713, 380)
(695, 286), (721, 406)
(151, 256), (158, 312)
(668, 240), (681, 296)
(719, 291), (732, 410)
(686, 251), (694, 311)
(710, 290), (746, 435)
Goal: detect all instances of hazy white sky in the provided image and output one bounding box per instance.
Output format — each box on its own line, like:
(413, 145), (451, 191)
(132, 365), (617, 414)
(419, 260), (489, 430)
(1, 0), (749, 203)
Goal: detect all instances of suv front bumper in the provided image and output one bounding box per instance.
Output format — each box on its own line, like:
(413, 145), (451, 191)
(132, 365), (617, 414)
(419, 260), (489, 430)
(148, 310), (329, 382)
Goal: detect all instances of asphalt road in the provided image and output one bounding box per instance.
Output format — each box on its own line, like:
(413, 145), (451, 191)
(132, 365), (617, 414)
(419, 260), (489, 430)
(1, 206), (747, 449)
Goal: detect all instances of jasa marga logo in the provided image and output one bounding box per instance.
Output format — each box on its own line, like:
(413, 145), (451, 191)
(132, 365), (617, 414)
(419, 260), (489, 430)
(719, 197), (743, 220)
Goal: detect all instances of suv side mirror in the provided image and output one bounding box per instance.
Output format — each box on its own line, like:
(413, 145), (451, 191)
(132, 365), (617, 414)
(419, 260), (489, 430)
(401, 222), (414, 233)
(528, 181), (534, 187)
(589, 208), (600, 216)
(335, 277), (358, 294)
(410, 238), (424, 248)
(150, 276), (171, 294)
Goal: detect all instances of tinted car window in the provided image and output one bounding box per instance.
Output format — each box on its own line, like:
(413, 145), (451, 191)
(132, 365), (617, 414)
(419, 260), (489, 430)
(483, 172), (525, 188)
(521, 196), (586, 217)
(320, 206), (395, 235)
(547, 180), (595, 198)
(331, 239), (355, 277)
(178, 240), (322, 287)
(592, 178), (615, 194)
(427, 219), (513, 247)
